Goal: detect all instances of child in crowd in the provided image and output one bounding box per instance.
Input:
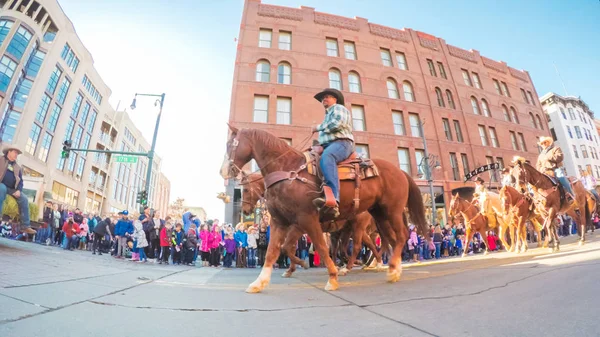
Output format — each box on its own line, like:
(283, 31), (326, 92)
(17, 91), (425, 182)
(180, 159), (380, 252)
(246, 226), (258, 268)
(456, 235), (464, 256)
(209, 224), (222, 267)
(171, 223), (184, 265)
(234, 223), (248, 268)
(133, 220), (148, 263)
(184, 224), (198, 266)
(199, 224), (210, 266)
(0, 215), (12, 238)
(223, 233), (236, 268)
(159, 222), (172, 264)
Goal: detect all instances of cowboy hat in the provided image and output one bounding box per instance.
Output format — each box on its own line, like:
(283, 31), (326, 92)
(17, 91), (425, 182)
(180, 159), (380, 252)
(2, 146), (22, 155)
(537, 136), (553, 146)
(314, 88), (345, 105)
(474, 177), (484, 184)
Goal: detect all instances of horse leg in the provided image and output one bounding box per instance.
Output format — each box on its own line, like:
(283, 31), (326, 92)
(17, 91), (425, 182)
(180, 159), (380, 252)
(281, 228), (305, 278)
(462, 227), (472, 258)
(339, 228), (361, 276)
(246, 222), (286, 293)
(301, 215), (339, 291)
(385, 212), (408, 283)
(519, 219), (528, 253)
(497, 217), (511, 252)
(362, 232), (384, 271)
(478, 228), (490, 255)
(551, 218), (560, 252)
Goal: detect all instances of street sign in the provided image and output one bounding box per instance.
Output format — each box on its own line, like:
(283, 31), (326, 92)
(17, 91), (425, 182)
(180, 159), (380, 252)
(463, 162), (501, 182)
(115, 156), (138, 163)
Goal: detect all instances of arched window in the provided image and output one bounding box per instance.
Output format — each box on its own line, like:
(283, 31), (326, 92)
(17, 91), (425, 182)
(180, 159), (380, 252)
(510, 107), (519, 124)
(255, 60), (270, 82)
(277, 62), (291, 84)
(536, 115), (544, 130)
(502, 105), (510, 121)
(329, 68), (342, 90)
(529, 112), (537, 128)
(402, 81), (414, 102)
(387, 78), (399, 99)
(481, 99), (491, 117)
(435, 87), (444, 107)
(446, 90), (455, 109)
(471, 96), (480, 115)
(348, 71), (361, 93)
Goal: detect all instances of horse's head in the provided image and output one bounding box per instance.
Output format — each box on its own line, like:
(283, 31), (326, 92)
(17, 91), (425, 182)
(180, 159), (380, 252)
(448, 193), (460, 218)
(510, 156), (529, 192)
(220, 124), (254, 180)
(499, 185), (511, 214)
(240, 174), (265, 216)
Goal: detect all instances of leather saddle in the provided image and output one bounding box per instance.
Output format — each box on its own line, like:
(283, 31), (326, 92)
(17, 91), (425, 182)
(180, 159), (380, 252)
(543, 172), (568, 209)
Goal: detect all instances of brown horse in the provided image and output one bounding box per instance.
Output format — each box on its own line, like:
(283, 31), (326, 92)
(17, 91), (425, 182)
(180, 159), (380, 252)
(499, 185), (545, 252)
(221, 127), (427, 293)
(584, 191), (597, 234)
(511, 158), (587, 249)
(240, 175), (386, 278)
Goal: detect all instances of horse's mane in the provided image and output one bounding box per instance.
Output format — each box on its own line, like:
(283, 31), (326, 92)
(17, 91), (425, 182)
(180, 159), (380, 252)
(522, 161), (554, 185)
(246, 129), (303, 157)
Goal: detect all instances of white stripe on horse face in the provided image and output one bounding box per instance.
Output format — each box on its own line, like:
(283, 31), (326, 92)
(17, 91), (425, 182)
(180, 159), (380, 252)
(220, 154), (231, 179)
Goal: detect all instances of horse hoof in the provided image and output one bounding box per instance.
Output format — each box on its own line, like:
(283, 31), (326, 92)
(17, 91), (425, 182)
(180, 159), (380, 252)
(337, 267), (349, 276)
(376, 263), (387, 272)
(484, 251), (489, 256)
(324, 279), (339, 291)
(387, 267), (402, 283)
(246, 282), (263, 294)
(282, 271), (292, 278)
(578, 240), (585, 247)
(302, 261), (310, 270)
(461, 254), (467, 258)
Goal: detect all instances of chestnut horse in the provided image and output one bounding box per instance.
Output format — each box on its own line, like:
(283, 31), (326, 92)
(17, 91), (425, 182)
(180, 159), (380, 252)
(221, 127), (427, 293)
(511, 158), (587, 249)
(584, 191), (597, 234)
(499, 185), (545, 252)
(449, 193), (510, 256)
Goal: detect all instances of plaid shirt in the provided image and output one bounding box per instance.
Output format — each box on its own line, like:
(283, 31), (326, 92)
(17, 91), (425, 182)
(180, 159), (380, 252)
(316, 104), (354, 145)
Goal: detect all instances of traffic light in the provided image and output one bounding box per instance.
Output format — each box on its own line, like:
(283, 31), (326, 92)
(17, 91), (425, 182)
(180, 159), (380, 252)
(137, 190), (148, 205)
(61, 140), (72, 159)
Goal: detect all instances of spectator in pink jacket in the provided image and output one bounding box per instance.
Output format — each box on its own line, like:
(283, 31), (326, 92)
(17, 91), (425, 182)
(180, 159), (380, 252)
(199, 224), (211, 266)
(208, 224), (222, 267)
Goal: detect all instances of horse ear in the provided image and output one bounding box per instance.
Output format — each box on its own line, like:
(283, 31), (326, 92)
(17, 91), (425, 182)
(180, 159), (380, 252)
(227, 123), (239, 134)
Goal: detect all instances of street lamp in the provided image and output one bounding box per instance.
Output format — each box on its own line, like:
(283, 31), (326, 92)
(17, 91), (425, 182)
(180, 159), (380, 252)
(418, 121), (442, 227)
(130, 92), (166, 208)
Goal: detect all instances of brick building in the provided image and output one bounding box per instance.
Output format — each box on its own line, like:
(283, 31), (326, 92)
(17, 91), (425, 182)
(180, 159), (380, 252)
(224, 0), (550, 225)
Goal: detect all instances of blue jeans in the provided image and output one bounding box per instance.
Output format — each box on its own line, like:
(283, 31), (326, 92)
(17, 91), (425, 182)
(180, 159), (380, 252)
(589, 189), (600, 202)
(247, 247), (256, 267)
(558, 177), (574, 196)
(435, 242), (442, 259)
(320, 140), (354, 201)
(139, 247), (147, 261)
(0, 183), (30, 227)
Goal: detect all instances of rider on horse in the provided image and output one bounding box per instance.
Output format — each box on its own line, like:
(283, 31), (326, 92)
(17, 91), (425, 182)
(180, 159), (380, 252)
(536, 136), (575, 205)
(581, 170), (600, 202)
(311, 88), (355, 218)
(473, 177), (489, 216)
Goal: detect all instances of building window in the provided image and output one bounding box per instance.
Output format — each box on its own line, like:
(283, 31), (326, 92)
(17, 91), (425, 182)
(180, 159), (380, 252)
(396, 52), (408, 70)
(380, 48), (392, 67)
(581, 145), (588, 158)
(276, 97), (291, 125)
(559, 108), (567, 119)
(36, 94), (51, 124)
(403, 81), (415, 102)
(386, 78), (399, 99)
(461, 69), (472, 86)
(38, 132), (53, 162)
(253, 95), (268, 123)
(356, 144), (370, 158)
(521, 88), (528, 103)
(344, 41), (356, 60)
(278, 31), (291, 50)
(568, 108), (575, 120)
(351, 105), (366, 131)
(471, 97), (480, 115)
(392, 111), (405, 136)
(80, 102), (90, 125)
(481, 99), (491, 117)
(590, 146), (596, 160)
(0, 56), (17, 92)
(446, 90), (455, 109)
(427, 59), (437, 76)
(571, 145), (577, 158)
(437, 62), (447, 79)
(329, 68), (342, 90)
(51, 181), (79, 207)
(25, 124), (42, 155)
(510, 107), (519, 124)
(398, 148), (411, 174)
(25, 49), (46, 79)
(442, 118), (452, 141)
(530, 112), (537, 128)
(500, 81), (510, 97)
(259, 29), (272, 48)
(435, 87), (445, 107)
(493, 79), (501, 95)
(7, 26), (32, 61)
(472, 72), (481, 89)
(13, 77), (33, 109)
(574, 126), (582, 139)
(409, 113), (421, 137)
(486, 156), (498, 182)
(489, 127), (499, 147)
(348, 71), (361, 93)
(60, 43), (80, 72)
(87, 110), (97, 133)
(510, 131), (519, 150)
(0, 20), (14, 46)
(461, 153), (470, 177)
(255, 60), (270, 82)
(519, 132), (527, 152)
(478, 125), (489, 146)
(536, 115), (544, 130)
(527, 91), (535, 106)
(415, 150), (424, 177)
(450, 153), (459, 180)
(46, 66), (63, 95)
(47, 104), (62, 132)
(453, 120), (464, 143)
(56, 78), (71, 105)
(277, 62), (291, 84)
(326, 38), (338, 57)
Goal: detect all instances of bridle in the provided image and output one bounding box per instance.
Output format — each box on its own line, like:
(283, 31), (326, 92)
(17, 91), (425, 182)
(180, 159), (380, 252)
(225, 134), (243, 179)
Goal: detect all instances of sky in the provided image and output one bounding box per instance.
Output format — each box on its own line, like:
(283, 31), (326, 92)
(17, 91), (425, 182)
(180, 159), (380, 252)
(56, 0), (599, 220)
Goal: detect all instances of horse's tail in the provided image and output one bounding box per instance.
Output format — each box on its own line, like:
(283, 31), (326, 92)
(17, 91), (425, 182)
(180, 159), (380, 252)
(404, 171), (428, 237)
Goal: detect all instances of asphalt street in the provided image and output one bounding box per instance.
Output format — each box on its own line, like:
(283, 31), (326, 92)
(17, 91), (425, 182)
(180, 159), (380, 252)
(0, 231), (599, 337)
